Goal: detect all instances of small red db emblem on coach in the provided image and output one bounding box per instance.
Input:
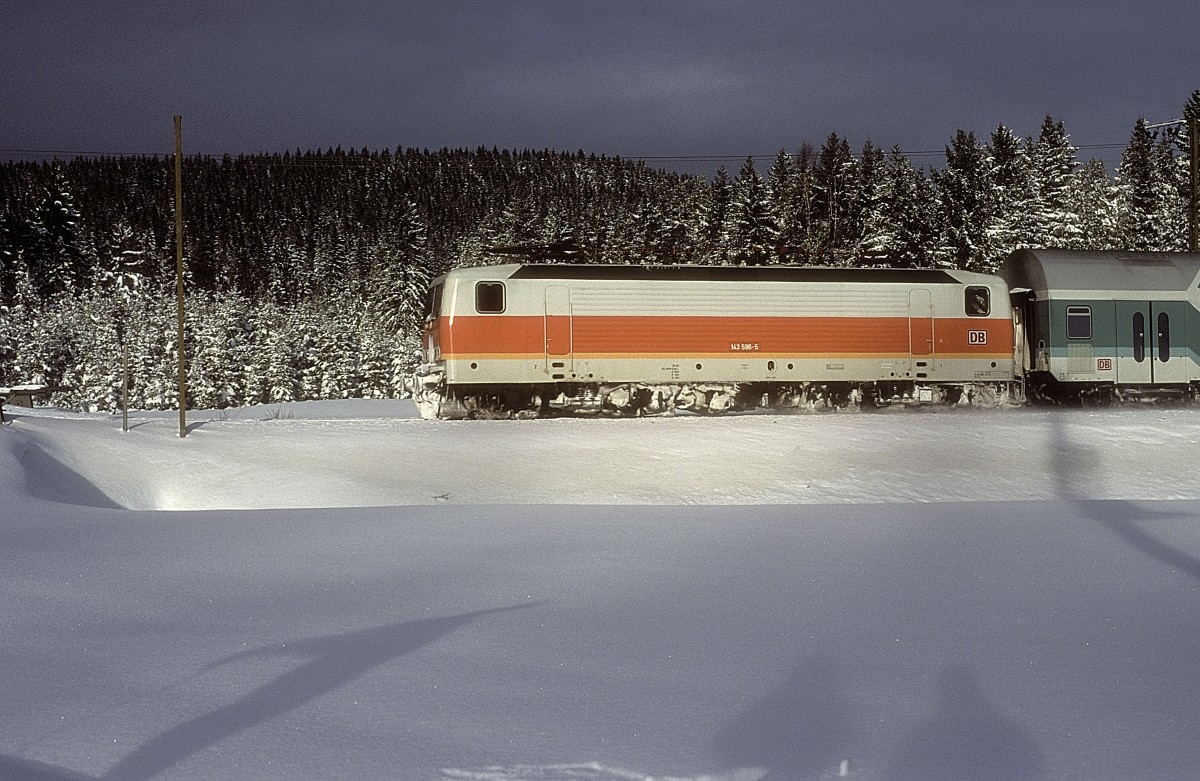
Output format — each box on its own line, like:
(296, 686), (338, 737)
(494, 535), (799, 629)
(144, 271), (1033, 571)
(1097, 358), (1113, 371)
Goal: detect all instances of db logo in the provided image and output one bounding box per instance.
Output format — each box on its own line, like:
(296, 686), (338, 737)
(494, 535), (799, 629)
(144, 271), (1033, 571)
(1097, 358), (1113, 371)
(968, 330), (988, 345)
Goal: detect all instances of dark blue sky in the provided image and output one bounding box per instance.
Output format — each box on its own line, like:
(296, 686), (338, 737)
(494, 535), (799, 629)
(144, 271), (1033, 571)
(3, 1), (1197, 176)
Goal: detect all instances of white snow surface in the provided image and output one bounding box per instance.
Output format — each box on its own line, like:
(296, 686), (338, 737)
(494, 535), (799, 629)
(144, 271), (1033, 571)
(2, 400), (1199, 780)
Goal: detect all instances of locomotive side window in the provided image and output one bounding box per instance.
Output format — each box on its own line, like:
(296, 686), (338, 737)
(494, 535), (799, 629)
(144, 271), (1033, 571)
(965, 286), (990, 316)
(475, 281), (506, 314)
(1066, 306), (1092, 339)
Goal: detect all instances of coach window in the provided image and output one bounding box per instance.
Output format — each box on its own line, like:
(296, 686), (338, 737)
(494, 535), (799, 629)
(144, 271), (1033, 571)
(475, 281), (505, 314)
(1066, 305), (1092, 339)
(965, 286), (990, 316)
(1158, 311), (1171, 362)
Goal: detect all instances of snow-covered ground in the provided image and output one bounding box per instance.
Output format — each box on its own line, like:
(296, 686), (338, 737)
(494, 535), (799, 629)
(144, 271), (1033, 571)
(2, 401), (1199, 780)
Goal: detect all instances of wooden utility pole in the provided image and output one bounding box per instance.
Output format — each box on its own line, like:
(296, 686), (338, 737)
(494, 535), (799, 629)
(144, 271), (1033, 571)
(174, 116), (187, 438)
(122, 340), (129, 433)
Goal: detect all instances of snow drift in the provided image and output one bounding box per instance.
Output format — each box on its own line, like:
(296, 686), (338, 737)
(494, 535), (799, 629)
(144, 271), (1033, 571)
(2, 401), (1199, 780)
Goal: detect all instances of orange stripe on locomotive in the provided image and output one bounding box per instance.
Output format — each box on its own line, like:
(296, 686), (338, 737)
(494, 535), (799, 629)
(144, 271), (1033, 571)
(439, 314), (1013, 360)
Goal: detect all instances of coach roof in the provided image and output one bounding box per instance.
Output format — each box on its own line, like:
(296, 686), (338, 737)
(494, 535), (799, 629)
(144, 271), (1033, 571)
(1001, 249), (1200, 295)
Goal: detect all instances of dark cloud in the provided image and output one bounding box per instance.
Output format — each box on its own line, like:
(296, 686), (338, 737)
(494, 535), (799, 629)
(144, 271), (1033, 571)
(2, 1), (1196, 174)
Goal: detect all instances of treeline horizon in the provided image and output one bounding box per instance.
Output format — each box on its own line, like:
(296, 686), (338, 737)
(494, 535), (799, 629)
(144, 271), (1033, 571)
(1, 90), (1197, 410)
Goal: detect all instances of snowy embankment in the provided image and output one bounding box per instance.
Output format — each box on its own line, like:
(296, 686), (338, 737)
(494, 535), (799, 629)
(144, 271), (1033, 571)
(2, 402), (1199, 780)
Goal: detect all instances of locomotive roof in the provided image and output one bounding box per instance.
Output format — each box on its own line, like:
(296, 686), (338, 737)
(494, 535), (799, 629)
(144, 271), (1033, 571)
(1001, 249), (1200, 295)
(450, 263), (990, 285)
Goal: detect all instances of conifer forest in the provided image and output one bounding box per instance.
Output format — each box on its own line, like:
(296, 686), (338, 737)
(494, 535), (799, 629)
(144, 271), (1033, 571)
(2, 92), (1198, 412)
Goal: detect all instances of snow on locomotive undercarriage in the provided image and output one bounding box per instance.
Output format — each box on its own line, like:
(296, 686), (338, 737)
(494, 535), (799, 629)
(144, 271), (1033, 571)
(412, 381), (1022, 417)
(410, 374), (1022, 420)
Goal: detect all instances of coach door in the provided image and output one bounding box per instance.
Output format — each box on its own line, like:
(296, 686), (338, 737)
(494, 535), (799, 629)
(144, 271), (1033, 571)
(1116, 301), (1187, 384)
(544, 285), (573, 376)
(909, 289), (934, 359)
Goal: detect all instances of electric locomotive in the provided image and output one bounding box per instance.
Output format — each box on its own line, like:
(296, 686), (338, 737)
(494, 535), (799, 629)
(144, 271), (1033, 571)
(408, 262), (1018, 418)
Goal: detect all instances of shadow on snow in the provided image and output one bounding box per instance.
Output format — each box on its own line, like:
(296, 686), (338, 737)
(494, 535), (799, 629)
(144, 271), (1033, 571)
(1, 602), (542, 781)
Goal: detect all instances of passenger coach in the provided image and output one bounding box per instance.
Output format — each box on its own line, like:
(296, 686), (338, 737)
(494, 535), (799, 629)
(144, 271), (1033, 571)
(1003, 249), (1200, 403)
(410, 263), (1017, 418)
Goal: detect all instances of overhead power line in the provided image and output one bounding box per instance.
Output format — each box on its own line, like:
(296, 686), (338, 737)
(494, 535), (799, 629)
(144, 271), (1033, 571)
(0, 140), (1158, 169)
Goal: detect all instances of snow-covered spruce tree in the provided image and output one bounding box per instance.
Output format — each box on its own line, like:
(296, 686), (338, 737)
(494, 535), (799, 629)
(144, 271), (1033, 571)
(859, 147), (940, 266)
(653, 179), (706, 264)
(933, 130), (993, 270)
(26, 177), (88, 300)
(357, 322), (394, 399)
(849, 140), (887, 260)
(0, 211), (32, 308)
(702, 165), (733, 264)
(627, 198), (667, 263)
(259, 305), (300, 405)
(1164, 90), (1200, 198)
(1070, 159), (1119, 249)
(64, 291), (123, 412)
(982, 125), (1030, 257)
(1115, 118), (1180, 250)
(727, 157), (778, 264)
(364, 200), (433, 335)
(60, 221), (152, 412)
(185, 291), (255, 410)
(811, 133), (857, 262)
(1154, 124), (1189, 249)
(0, 214), (33, 384)
(0, 303), (17, 386)
(0, 268), (41, 387)
(314, 303), (364, 400)
(766, 150), (799, 253)
(1028, 116), (1083, 249)
(788, 144), (820, 261)
(15, 294), (80, 399)
(288, 305), (323, 402)
(239, 301), (276, 406)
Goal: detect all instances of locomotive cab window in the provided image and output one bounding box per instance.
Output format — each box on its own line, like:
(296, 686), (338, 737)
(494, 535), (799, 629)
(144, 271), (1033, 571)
(1066, 305), (1092, 339)
(475, 281), (506, 314)
(965, 286), (990, 316)
(425, 284), (443, 321)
